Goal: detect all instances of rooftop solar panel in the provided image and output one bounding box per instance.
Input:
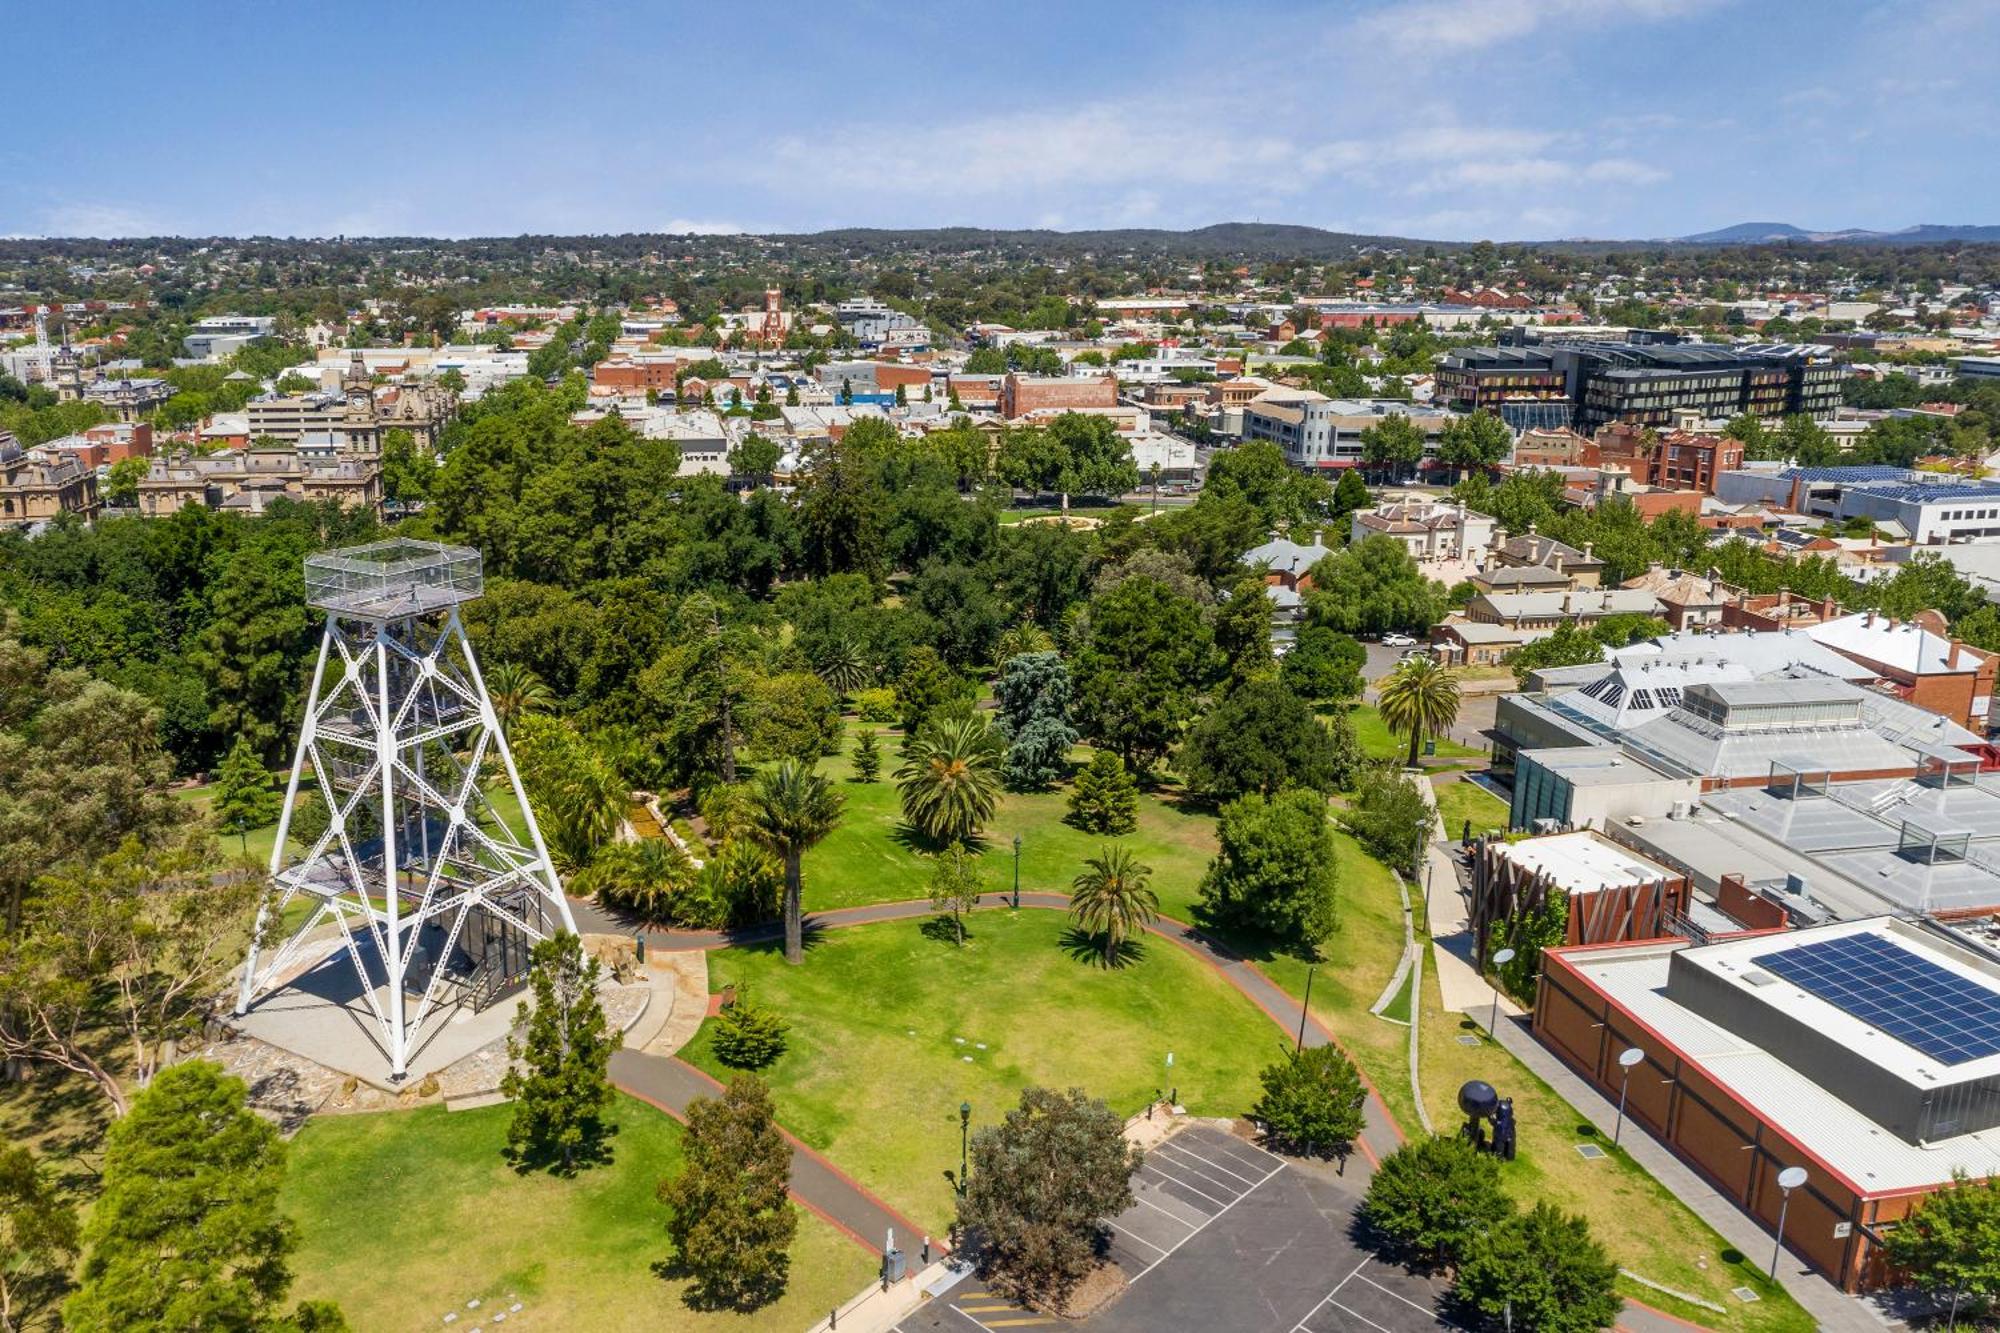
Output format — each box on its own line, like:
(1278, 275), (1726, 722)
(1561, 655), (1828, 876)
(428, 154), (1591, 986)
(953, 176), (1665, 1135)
(1752, 934), (2000, 1067)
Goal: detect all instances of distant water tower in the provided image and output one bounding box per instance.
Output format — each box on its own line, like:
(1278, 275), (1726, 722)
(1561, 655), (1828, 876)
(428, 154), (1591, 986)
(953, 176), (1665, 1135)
(236, 538), (575, 1080)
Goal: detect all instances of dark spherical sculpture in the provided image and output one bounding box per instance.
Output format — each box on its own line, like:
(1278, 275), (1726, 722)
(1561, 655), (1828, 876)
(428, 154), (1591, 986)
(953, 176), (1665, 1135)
(1457, 1079), (1498, 1121)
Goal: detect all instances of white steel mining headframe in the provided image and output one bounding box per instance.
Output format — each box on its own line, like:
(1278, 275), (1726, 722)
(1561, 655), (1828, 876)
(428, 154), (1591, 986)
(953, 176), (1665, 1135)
(235, 538), (575, 1079)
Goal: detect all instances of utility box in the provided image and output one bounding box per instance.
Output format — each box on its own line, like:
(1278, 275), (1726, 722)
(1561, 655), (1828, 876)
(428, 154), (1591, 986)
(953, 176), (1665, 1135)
(882, 1248), (906, 1283)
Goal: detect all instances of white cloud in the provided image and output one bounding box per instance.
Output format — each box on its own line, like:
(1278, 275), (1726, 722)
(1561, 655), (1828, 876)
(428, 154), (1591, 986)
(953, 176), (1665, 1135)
(40, 202), (165, 237)
(1354, 0), (1725, 57)
(660, 218), (746, 235)
(1583, 158), (1670, 185)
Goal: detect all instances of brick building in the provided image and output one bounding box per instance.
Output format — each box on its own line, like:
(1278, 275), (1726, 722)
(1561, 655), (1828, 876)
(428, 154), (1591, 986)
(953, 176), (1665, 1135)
(0, 435), (99, 525)
(1807, 611), (1996, 733)
(997, 372), (1118, 420)
(1535, 919), (2000, 1292)
(1593, 423), (1746, 496)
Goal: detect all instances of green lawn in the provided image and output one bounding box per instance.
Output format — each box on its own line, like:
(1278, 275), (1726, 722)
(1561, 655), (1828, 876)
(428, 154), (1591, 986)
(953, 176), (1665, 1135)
(283, 1096), (873, 1333)
(681, 911), (1283, 1233)
(1431, 776), (1510, 839)
(802, 746), (1220, 917)
(176, 783), (297, 866)
(1345, 704), (1484, 764)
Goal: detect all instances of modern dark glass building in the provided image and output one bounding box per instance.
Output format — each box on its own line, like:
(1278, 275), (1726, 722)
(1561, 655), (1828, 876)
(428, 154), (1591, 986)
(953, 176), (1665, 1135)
(1439, 338), (1842, 433)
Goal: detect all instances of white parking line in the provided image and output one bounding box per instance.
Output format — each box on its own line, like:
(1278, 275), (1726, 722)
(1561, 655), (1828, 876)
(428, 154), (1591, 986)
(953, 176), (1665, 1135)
(1157, 1139), (1261, 1187)
(1152, 1147), (1253, 1197)
(1106, 1219), (1168, 1255)
(1131, 1193), (1200, 1227)
(1357, 1272), (1457, 1322)
(1139, 1162), (1233, 1209)
(1291, 1257), (1370, 1333)
(1326, 1300), (1397, 1333)
(1131, 1161), (1286, 1285)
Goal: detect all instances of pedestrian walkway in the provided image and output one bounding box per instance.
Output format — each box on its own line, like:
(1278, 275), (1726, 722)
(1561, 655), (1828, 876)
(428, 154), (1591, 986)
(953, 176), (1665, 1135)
(1480, 1012), (1890, 1333)
(1411, 775), (1520, 1020)
(609, 1048), (941, 1260)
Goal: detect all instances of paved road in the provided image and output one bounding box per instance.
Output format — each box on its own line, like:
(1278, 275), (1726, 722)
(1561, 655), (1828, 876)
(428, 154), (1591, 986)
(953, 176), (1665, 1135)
(576, 890), (1405, 1168)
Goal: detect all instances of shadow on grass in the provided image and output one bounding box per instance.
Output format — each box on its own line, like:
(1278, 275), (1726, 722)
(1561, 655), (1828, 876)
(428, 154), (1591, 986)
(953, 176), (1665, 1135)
(890, 822), (992, 857)
(1058, 926), (1147, 970)
(504, 1117), (621, 1178)
(652, 1249), (792, 1313)
(920, 914), (972, 947)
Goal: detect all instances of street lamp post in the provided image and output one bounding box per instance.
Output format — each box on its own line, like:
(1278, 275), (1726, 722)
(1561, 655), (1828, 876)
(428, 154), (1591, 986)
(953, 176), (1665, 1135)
(1295, 965), (1316, 1054)
(1011, 835), (1021, 910)
(1613, 1045), (1645, 1145)
(958, 1101), (972, 1199)
(1489, 947), (1516, 1037)
(1770, 1166), (1808, 1279)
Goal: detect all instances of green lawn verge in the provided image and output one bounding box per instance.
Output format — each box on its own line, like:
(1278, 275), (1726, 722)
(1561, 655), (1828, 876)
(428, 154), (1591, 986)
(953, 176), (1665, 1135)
(681, 911), (1281, 1234)
(1346, 704), (1484, 763)
(1413, 931), (1811, 1332)
(1431, 776), (1510, 839)
(283, 1095), (873, 1333)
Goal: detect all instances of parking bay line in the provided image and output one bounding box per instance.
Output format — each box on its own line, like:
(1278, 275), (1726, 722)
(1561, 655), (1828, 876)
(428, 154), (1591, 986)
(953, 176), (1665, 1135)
(1156, 1137), (1263, 1187)
(1132, 1160), (1286, 1285)
(1138, 1162), (1234, 1209)
(1152, 1136), (1256, 1184)
(1291, 1257), (1371, 1333)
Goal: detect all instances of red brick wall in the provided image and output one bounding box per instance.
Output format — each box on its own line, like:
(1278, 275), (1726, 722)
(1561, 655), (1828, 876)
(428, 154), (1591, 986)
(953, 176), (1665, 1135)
(1534, 949), (1880, 1289)
(1000, 373), (1117, 419)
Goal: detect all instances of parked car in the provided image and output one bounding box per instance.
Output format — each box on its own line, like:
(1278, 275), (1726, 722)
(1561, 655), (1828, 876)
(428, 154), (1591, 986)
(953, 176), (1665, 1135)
(1381, 633), (1417, 647)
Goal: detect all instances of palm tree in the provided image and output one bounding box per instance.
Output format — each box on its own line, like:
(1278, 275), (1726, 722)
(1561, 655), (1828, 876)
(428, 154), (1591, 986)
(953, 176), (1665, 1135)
(1070, 846), (1159, 965)
(576, 837), (696, 922)
(996, 623), (1056, 662)
(1376, 655), (1462, 769)
(485, 660), (550, 735)
(747, 758), (845, 965)
(814, 637), (871, 701)
(895, 713), (1004, 847)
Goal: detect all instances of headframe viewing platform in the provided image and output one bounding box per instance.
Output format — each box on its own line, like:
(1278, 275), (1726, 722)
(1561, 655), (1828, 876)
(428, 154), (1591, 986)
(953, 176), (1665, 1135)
(306, 538), (483, 620)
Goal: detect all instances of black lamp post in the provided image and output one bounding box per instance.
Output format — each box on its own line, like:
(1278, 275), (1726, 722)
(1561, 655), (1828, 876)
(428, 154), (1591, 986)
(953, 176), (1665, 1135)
(958, 1101), (972, 1197)
(1011, 835), (1022, 909)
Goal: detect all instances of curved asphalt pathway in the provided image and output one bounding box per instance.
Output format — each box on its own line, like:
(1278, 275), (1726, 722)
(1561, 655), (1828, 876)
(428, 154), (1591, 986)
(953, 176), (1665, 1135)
(573, 890), (1405, 1168)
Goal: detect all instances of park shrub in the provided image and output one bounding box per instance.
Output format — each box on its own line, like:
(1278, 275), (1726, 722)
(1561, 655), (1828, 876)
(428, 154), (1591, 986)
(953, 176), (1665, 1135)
(1361, 1134), (1512, 1270)
(1251, 1044), (1366, 1157)
(710, 987), (790, 1069)
(853, 687), (898, 723)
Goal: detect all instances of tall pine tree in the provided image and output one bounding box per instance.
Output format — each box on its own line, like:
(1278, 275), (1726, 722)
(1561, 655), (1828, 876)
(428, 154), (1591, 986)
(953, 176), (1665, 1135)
(212, 734), (281, 856)
(64, 1061), (345, 1333)
(502, 934), (621, 1175)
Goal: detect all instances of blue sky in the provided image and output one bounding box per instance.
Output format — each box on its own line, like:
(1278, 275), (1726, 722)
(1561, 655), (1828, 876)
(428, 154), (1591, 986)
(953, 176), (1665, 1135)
(5, 0), (1996, 242)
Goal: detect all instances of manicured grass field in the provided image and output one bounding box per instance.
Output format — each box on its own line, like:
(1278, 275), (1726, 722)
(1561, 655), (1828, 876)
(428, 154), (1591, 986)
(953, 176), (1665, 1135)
(801, 746), (1220, 916)
(681, 911), (1282, 1233)
(1346, 703), (1484, 764)
(1430, 776), (1511, 839)
(282, 1095), (873, 1333)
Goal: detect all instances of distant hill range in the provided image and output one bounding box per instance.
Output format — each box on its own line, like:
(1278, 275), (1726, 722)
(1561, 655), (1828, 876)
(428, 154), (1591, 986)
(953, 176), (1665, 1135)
(1674, 221), (2000, 246)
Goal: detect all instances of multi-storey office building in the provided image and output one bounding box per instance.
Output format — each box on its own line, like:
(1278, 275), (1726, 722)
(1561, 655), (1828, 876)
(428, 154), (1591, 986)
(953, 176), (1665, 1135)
(1445, 339), (1841, 433)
